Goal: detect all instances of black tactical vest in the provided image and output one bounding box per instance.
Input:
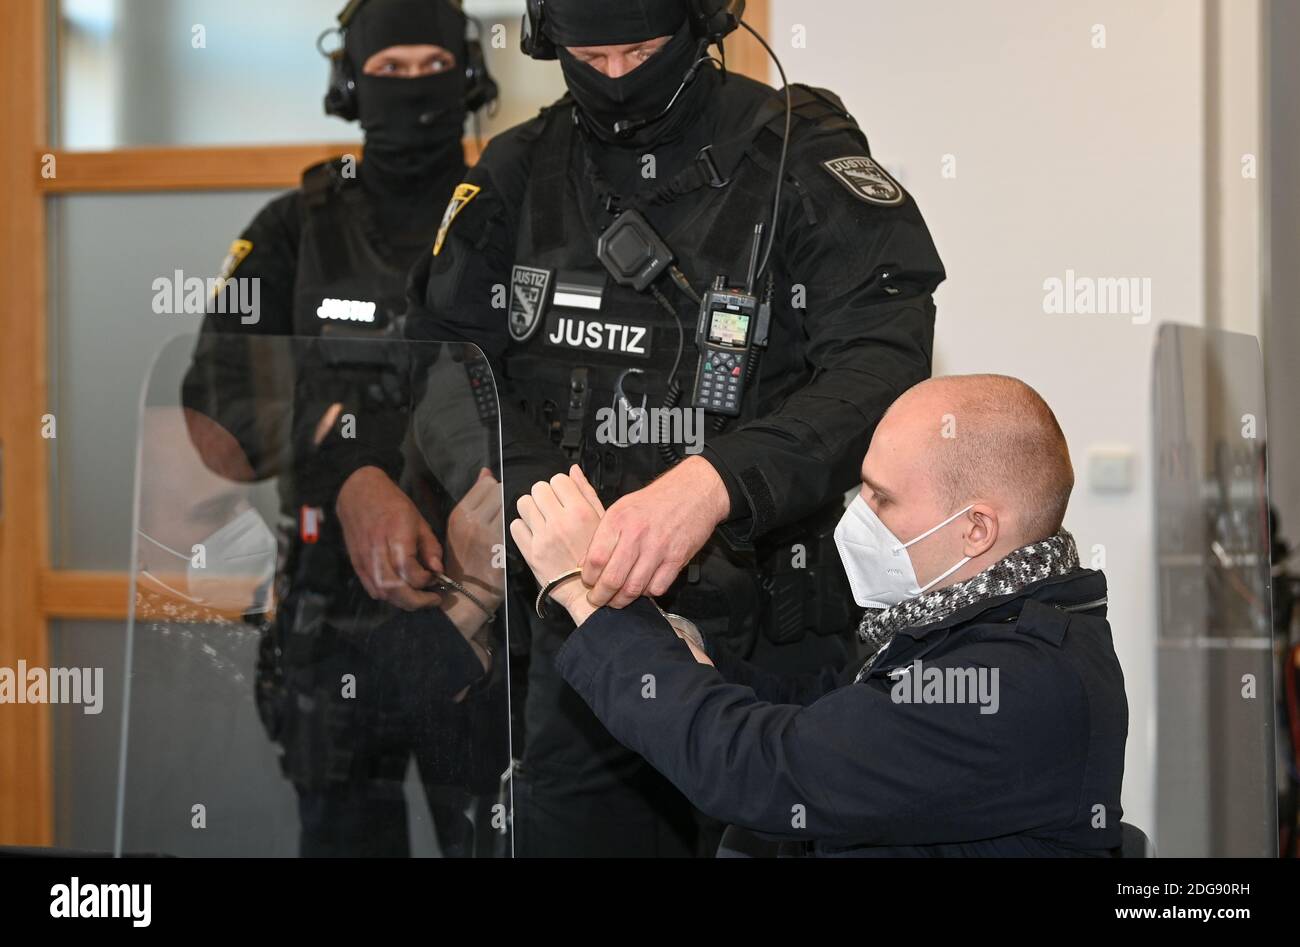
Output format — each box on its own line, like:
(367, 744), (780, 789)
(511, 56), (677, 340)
(508, 97), (789, 501)
(291, 159), (416, 340)
(278, 161), (442, 616)
(506, 87), (862, 645)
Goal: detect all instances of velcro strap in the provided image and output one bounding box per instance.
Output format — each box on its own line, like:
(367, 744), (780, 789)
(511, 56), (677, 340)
(528, 106), (575, 254)
(738, 465), (778, 532)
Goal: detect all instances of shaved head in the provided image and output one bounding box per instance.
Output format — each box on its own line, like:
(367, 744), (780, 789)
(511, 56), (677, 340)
(883, 375), (1074, 546)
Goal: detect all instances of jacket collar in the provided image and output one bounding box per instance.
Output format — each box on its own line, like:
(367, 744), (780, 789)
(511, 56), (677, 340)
(892, 567), (1109, 641)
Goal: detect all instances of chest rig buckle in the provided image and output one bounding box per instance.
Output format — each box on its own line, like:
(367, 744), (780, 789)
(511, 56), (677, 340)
(695, 145), (731, 189)
(560, 367), (589, 459)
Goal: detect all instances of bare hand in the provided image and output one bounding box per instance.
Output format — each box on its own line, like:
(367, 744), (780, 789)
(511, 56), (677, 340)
(337, 466), (444, 611)
(581, 456), (730, 609)
(444, 468), (505, 609)
(510, 467), (605, 619)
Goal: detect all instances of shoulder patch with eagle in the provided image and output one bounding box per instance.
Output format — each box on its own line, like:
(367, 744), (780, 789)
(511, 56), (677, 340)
(211, 238), (254, 296)
(821, 156), (906, 207)
(433, 183), (482, 256)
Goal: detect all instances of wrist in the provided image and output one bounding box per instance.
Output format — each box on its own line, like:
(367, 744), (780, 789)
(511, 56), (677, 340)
(442, 590), (492, 639)
(535, 568), (581, 619)
(467, 625), (494, 673)
(562, 592), (600, 628)
(544, 574), (599, 627)
(680, 456), (731, 527)
(700, 445), (745, 525)
(339, 464), (386, 498)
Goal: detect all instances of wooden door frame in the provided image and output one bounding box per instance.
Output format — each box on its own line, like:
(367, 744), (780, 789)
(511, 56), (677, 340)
(0, 0), (51, 847)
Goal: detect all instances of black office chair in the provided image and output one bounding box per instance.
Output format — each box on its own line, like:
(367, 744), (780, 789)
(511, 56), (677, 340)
(1118, 821), (1155, 857)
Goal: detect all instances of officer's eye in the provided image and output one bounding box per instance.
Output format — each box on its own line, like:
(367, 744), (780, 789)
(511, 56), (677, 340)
(424, 53), (455, 74)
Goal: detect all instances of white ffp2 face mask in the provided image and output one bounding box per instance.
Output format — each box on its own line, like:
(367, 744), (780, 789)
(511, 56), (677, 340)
(138, 507), (278, 614)
(834, 494), (974, 608)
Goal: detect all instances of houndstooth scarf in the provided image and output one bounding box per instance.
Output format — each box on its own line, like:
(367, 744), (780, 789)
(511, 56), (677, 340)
(853, 529), (1080, 683)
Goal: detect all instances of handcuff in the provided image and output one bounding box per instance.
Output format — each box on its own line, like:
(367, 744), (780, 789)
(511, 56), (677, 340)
(432, 573), (498, 625)
(433, 573), (497, 666)
(536, 569), (584, 620)
(534, 569), (706, 653)
(653, 603), (706, 652)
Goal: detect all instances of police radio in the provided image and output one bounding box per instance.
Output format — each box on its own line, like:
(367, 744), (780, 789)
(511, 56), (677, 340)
(692, 226), (771, 417)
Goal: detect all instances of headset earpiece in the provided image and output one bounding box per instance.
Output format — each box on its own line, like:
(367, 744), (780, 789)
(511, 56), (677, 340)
(464, 17), (500, 112)
(322, 41), (359, 121)
(690, 0), (745, 44)
(520, 0), (556, 60)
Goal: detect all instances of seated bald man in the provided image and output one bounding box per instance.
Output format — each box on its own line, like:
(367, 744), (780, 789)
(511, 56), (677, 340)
(510, 374), (1129, 857)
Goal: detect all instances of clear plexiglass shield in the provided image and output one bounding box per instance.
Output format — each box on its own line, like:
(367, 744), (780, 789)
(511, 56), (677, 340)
(117, 333), (511, 856)
(1153, 323), (1277, 856)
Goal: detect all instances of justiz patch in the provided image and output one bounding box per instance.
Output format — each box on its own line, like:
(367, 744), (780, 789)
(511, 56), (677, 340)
(509, 265), (553, 342)
(822, 156), (906, 207)
(543, 315), (651, 358)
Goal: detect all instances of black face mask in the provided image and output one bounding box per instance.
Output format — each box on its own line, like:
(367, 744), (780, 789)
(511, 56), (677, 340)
(559, 24), (707, 149)
(345, 0), (468, 176)
(356, 70), (466, 156)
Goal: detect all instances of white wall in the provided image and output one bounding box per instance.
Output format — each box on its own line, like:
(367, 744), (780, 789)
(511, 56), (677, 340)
(769, 0), (1229, 841)
(1209, 0), (1264, 339)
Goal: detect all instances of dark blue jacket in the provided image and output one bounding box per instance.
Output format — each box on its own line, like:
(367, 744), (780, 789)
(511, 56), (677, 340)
(554, 567), (1128, 856)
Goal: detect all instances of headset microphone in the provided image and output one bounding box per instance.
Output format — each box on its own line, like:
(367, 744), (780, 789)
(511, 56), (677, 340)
(613, 112), (659, 139)
(612, 49), (711, 139)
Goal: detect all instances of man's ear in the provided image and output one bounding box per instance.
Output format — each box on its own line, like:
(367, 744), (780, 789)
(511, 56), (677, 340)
(962, 505), (1000, 559)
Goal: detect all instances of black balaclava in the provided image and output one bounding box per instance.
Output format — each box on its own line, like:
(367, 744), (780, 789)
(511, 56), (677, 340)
(344, 0), (468, 178)
(548, 0), (713, 150)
